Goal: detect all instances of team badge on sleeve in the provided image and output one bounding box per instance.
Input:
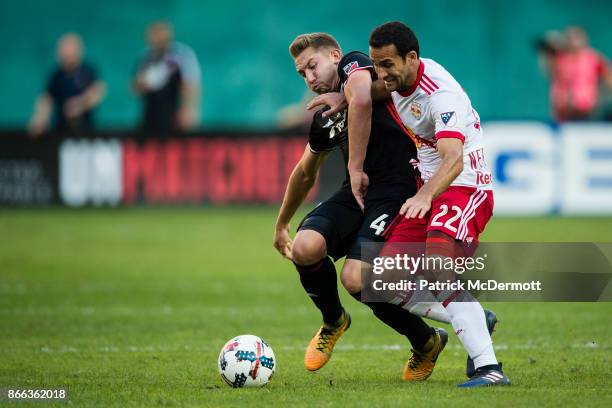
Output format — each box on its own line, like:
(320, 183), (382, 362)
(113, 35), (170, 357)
(410, 102), (422, 119)
(343, 61), (359, 76)
(440, 111), (456, 126)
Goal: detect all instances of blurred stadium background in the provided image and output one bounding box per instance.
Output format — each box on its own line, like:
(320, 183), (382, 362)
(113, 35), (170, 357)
(1, 0), (611, 406)
(1, 0), (611, 126)
(0, 0), (611, 211)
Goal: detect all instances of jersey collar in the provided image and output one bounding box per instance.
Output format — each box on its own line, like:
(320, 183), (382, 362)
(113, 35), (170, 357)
(398, 59), (424, 97)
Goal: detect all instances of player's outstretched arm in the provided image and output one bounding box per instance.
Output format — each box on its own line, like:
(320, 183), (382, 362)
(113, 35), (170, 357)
(401, 138), (463, 219)
(273, 146), (328, 259)
(344, 70), (373, 210)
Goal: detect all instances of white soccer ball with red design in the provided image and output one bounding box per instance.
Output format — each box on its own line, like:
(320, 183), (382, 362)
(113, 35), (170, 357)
(218, 334), (276, 388)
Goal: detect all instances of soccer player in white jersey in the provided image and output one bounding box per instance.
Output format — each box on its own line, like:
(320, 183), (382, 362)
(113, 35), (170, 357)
(355, 21), (510, 387)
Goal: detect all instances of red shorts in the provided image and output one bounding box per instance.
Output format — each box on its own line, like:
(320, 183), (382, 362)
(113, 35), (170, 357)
(379, 187), (493, 286)
(384, 186), (494, 245)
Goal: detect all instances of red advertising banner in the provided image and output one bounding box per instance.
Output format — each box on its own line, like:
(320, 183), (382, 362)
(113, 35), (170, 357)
(122, 137), (312, 204)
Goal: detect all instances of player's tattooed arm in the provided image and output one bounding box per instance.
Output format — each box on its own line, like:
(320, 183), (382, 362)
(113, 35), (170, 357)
(344, 69), (373, 210)
(400, 138), (464, 219)
(274, 146), (329, 259)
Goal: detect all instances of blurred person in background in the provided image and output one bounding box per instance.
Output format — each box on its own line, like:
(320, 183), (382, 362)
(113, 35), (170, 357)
(535, 30), (566, 71)
(132, 21), (202, 134)
(28, 33), (106, 137)
(540, 26), (612, 122)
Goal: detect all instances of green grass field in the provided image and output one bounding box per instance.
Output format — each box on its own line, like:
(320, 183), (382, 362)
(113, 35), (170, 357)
(1, 208), (611, 407)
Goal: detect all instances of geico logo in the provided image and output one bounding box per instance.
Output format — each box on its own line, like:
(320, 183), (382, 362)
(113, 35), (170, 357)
(484, 123), (612, 215)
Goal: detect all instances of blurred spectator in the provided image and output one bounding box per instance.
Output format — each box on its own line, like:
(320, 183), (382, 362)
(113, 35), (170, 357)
(539, 26), (612, 122)
(28, 33), (106, 137)
(535, 30), (566, 71)
(132, 22), (202, 134)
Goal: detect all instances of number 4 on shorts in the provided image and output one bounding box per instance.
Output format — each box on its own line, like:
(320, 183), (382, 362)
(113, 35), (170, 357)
(370, 214), (389, 236)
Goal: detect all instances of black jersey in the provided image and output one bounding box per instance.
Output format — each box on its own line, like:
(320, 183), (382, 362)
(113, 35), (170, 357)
(307, 51), (419, 187)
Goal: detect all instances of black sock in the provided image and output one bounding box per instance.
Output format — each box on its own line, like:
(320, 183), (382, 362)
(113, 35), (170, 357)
(477, 364), (501, 372)
(294, 257), (343, 325)
(351, 291), (433, 350)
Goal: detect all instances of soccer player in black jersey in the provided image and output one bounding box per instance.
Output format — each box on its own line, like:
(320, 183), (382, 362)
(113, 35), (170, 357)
(273, 32), (447, 379)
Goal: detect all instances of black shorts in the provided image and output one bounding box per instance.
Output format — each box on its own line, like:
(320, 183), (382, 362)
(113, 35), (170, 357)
(297, 182), (416, 262)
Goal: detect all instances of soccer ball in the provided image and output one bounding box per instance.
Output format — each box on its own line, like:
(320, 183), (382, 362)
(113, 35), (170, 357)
(218, 334), (276, 388)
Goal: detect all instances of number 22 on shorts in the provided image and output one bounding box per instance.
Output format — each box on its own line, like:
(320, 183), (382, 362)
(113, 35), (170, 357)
(430, 204), (462, 233)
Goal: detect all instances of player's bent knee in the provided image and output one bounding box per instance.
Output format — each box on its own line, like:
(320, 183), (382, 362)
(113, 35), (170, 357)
(292, 230), (327, 265)
(340, 260), (363, 294)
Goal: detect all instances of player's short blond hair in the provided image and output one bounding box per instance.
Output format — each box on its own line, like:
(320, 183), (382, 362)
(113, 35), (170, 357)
(289, 32), (341, 58)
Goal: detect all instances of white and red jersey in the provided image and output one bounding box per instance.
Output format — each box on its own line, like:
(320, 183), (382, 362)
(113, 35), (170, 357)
(390, 58), (492, 190)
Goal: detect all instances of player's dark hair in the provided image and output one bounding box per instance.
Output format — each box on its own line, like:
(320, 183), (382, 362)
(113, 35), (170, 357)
(369, 21), (419, 58)
(289, 33), (341, 58)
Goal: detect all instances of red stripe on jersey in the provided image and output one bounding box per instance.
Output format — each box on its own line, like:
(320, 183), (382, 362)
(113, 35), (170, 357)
(422, 74), (439, 90)
(386, 100), (437, 149)
(386, 101), (412, 136)
(385, 100), (403, 126)
(385, 100), (401, 122)
(435, 130), (465, 143)
(385, 101), (419, 147)
(419, 81), (433, 95)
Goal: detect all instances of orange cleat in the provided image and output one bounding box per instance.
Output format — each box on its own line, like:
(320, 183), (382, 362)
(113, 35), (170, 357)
(304, 310), (351, 371)
(402, 328), (448, 381)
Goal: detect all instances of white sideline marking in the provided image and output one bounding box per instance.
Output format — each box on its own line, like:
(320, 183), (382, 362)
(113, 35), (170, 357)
(29, 342), (606, 354)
